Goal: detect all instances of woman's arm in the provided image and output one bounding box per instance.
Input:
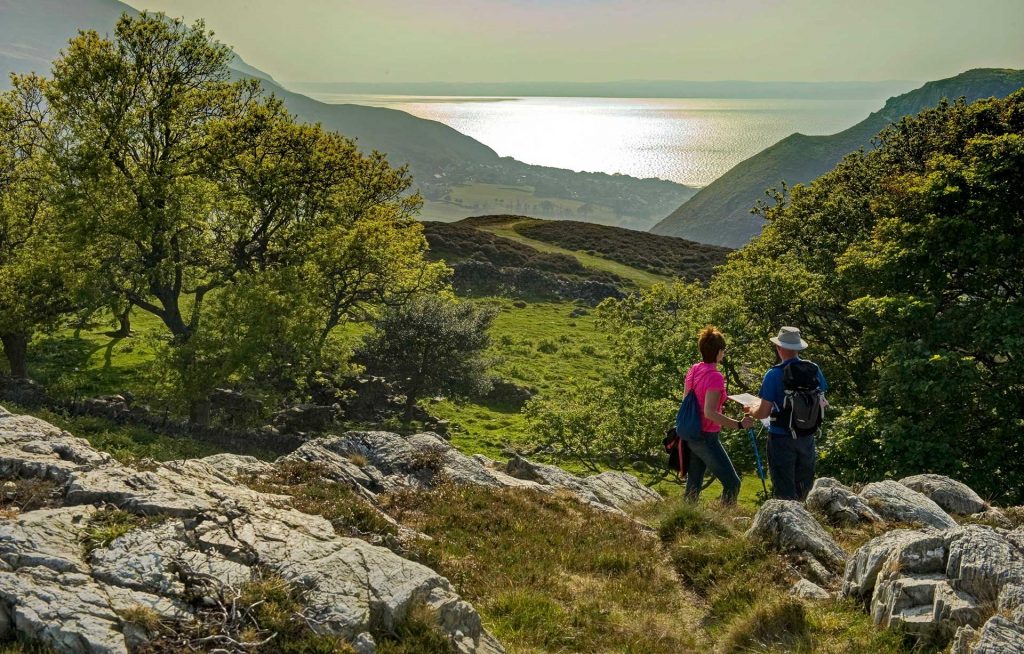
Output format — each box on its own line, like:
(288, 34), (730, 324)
(705, 390), (752, 429)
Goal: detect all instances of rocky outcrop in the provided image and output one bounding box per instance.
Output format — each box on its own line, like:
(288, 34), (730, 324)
(859, 480), (958, 529)
(280, 433), (661, 516)
(805, 477), (882, 525)
(0, 406), (506, 654)
(0, 405), (665, 653)
(899, 474), (987, 515)
(843, 524), (1024, 645)
(746, 499), (846, 583)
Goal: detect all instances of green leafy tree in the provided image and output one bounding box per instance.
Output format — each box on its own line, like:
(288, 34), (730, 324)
(10, 12), (445, 417)
(0, 91), (76, 378)
(714, 92), (1024, 502)
(358, 296), (496, 422)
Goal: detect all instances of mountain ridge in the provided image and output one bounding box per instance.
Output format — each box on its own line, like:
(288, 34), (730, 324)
(650, 67), (1024, 247)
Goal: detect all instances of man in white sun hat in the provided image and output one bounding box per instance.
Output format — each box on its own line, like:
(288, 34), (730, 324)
(744, 327), (828, 500)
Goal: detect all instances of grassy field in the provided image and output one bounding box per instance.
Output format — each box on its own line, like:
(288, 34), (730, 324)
(472, 218), (673, 287)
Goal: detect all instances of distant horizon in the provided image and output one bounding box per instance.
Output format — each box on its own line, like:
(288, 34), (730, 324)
(280, 78), (927, 101)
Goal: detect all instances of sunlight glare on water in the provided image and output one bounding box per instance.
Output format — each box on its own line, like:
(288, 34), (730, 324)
(309, 95), (882, 187)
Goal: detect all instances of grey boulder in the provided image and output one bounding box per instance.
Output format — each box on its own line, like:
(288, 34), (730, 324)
(899, 474), (986, 515)
(843, 524), (1024, 643)
(805, 477), (882, 525)
(790, 578), (832, 600)
(746, 499), (847, 580)
(859, 480), (957, 530)
(281, 432), (660, 515)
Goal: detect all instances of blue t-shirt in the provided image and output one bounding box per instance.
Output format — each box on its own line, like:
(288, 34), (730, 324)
(759, 357), (828, 435)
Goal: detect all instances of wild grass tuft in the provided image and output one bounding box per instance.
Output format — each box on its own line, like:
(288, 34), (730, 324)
(376, 601), (451, 654)
(80, 507), (167, 554)
(716, 595), (812, 653)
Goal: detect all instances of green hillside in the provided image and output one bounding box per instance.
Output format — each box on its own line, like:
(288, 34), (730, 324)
(514, 218), (730, 282)
(650, 68), (1024, 247)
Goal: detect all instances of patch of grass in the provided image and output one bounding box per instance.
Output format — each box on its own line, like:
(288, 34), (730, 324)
(716, 595), (812, 653)
(645, 498), (910, 653)
(376, 601), (451, 654)
(658, 500), (733, 541)
(381, 482), (701, 654)
(119, 605), (163, 633)
(0, 639), (57, 654)
(80, 507), (166, 554)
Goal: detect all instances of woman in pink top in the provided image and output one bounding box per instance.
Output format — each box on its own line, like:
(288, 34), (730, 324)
(681, 326), (752, 503)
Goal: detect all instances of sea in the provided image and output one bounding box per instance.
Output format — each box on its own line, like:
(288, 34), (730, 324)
(305, 94), (884, 187)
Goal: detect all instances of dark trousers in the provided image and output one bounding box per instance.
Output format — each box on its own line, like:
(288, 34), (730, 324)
(685, 431), (741, 504)
(767, 433), (816, 500)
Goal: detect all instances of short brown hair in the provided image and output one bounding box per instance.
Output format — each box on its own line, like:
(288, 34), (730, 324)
(698, 325), (726, 363)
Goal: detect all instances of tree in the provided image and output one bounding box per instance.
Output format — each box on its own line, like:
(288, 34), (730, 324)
(23, 13), (264, 344)
(10, 12), (446, 417)
(712, 92), (1024, 502)
(0, 91), (75, 378)
(358, 296), (496, 422)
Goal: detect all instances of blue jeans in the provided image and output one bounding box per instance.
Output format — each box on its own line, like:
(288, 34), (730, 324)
(767, 433), (816, 500)
(685, 431), (741, 504)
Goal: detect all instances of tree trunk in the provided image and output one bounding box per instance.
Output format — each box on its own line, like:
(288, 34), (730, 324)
(112, 305), (132, 337)
(1, 332), (29, 379)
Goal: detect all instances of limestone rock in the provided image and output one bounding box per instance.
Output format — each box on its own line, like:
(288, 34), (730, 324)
(506, 455), (661, 511)
(0, 412), (112, 483)
(899, 474), (986, 515)
(959, 616), (1024, 654)
(0, 406), (506, 653)
(746, 499), (846, 574)
(805, 477), (882, 525)
(284, 432), (659, 515)
(183, 453), (275, 482)
(945, 526), (1024, 601)
(843, 522), (1024, 646)
(791, 578), (831, 600)
(843, 530), (946, 600)
(860, 480), (957, 529)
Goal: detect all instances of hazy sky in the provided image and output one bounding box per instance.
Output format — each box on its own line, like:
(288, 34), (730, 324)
(121, 0), (1024, 83)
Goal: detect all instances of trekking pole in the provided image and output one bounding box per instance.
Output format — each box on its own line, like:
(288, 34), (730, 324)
(747, 427), (768, 496)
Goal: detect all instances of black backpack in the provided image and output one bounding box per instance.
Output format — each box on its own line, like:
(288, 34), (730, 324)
(777, 360), (824, 437)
